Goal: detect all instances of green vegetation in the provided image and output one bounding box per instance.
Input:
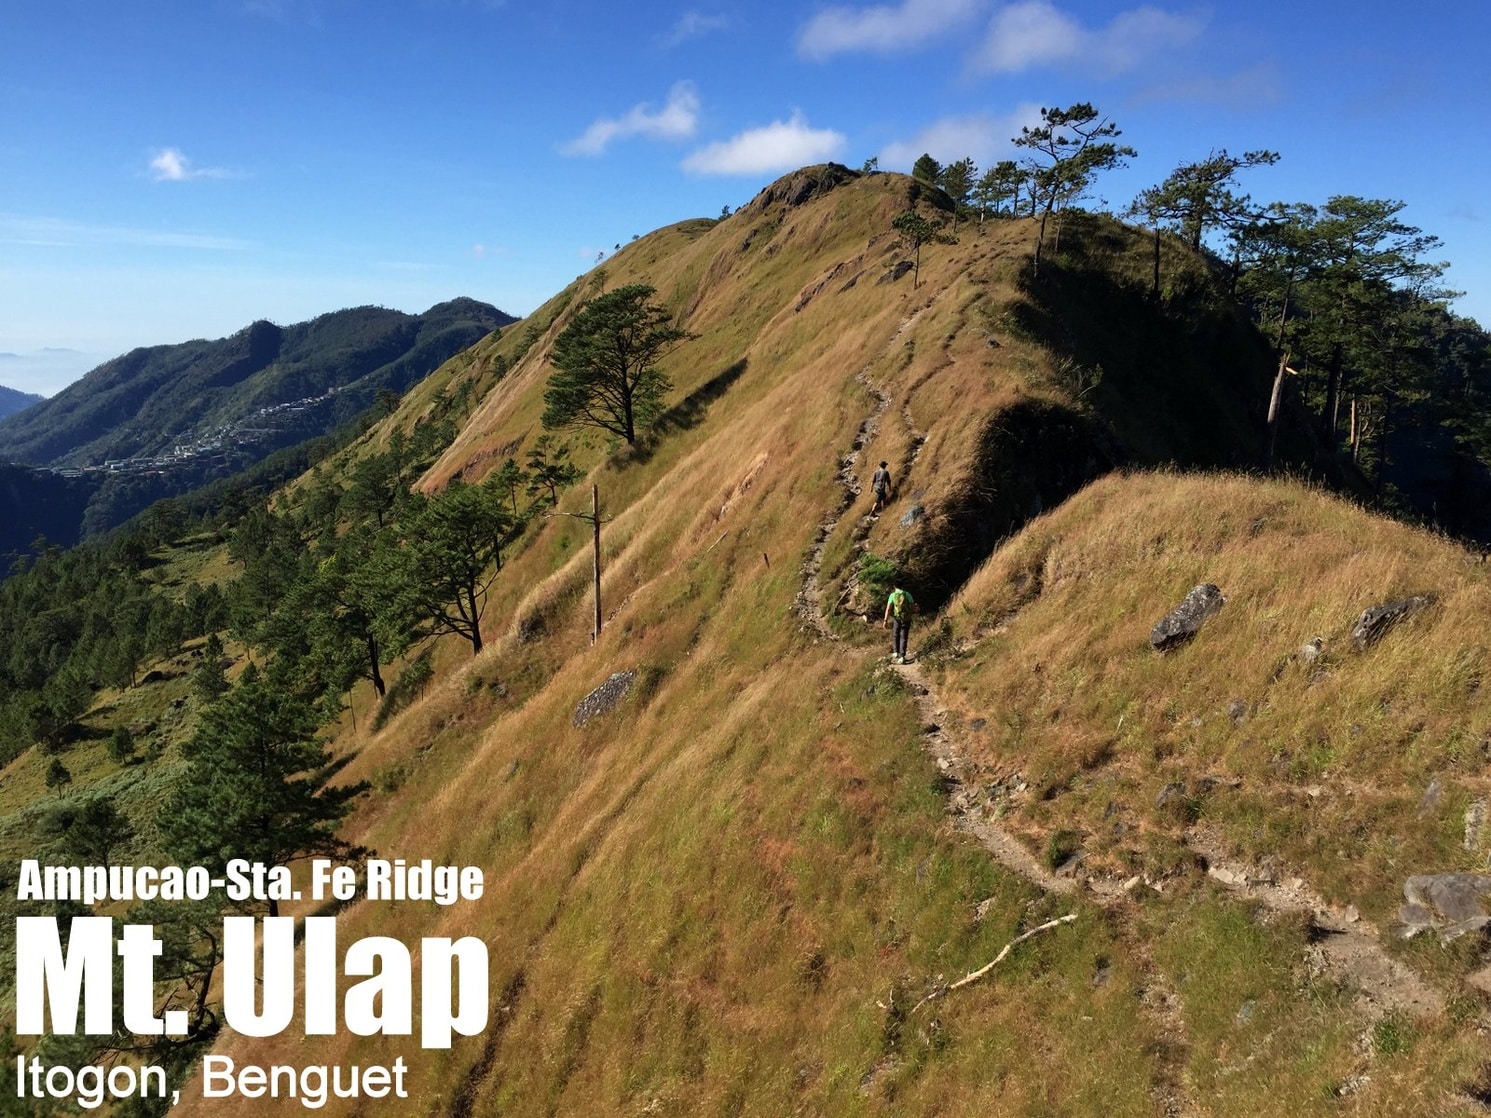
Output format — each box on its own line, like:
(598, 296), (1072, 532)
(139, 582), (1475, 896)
(542, 284), (696, 445)
(161, 663), (366, 918)
(890, 208), (946, 289)
(0, 299), (513, 543)
(1013, 102), (1136, 276)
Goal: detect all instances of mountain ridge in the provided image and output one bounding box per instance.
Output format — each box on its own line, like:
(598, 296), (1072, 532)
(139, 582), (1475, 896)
(0, 384), (44, 420)
(0, 297), (514, 469)
(5, 166), (1491, 1115)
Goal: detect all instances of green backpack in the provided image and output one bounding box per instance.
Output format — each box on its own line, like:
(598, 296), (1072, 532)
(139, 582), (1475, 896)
(888, 588), (913, 621)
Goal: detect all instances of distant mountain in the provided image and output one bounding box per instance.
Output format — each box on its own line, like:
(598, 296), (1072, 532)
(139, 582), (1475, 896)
(0, 384), (45, 419)
(0, 298), (514, 469)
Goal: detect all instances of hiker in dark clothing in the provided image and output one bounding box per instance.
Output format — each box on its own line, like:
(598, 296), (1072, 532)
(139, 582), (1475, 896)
(871, 461), (891, 515)
(883, 582), (918, 663)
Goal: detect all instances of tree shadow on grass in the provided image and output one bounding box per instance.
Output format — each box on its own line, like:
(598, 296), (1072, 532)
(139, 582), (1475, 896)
(629, 358), (749, 465)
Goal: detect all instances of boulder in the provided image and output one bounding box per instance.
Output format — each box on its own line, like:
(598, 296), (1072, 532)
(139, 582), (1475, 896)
(1351, 595), (1432, 651)
(1150, 584), (1225, 651)
(1395, 873), (1491, 939)
(573, 670), (638, 728)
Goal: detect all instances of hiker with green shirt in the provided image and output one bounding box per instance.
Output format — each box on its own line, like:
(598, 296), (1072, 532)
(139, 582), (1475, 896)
(883, 582), (918, 664)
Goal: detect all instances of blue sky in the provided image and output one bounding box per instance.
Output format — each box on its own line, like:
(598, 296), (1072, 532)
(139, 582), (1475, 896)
(3, 0), (1489, 395)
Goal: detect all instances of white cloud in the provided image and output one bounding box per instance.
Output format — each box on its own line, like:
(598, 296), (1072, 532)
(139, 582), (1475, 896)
(560, 82), (701, 156)
(661, 11), (732, 47)
(971, 1), (1204, 76)
(681, 111), (846, 175)
(879, 104), (1043, 169)
(797, 0), (980, 58)
(149, 147), (233, 182)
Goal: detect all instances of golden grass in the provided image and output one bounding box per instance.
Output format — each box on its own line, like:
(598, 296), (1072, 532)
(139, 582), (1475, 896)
(938, 469), (1491, 910)
(165, 175), (1491, 1113)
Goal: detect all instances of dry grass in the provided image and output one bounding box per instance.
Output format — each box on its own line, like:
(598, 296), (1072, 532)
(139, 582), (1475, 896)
(938, 470), (1491, 905)
(167, 174), (1490, 1114)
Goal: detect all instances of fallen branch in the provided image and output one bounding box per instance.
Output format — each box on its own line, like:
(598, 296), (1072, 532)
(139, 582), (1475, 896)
(911, 913), (1077, 1014)
(951, 913), (1077, 990)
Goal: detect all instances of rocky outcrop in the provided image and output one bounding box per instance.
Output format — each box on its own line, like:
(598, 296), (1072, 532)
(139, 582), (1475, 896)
(1150, 584), (1225, 651)
(1350, 595), (1432, 650)
(573, 670), (637, 727)
(1394, 873), (1491, 939)
(740, 163), (859, 216)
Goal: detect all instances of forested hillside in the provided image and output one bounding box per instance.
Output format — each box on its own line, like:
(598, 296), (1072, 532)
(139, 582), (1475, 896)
(0, 299), (513, 547)
(0, 386), (43, 420)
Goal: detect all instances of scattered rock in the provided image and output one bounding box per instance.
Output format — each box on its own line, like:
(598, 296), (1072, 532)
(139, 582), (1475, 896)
(1419, 777), (1444, 817)
(1467, 965), (1491, 996)
(1150, 583), (1226, 651)
(1351, 595), (1432, 651)
(1226, 698), (1249, 723)
(741, 162), (858, 215)
(1193, 774), (1241, 794)
(1208, 865), (1250, 887)
(1395, 873), (1491, 939)
(878, 261), (914, 284)
(1466, 798), (1487, 852)
(1299, 637), (1325, 665)
(899, 502), (925, 527)
(572, 670), (638, 728)
(1155, 781), (1188, 809)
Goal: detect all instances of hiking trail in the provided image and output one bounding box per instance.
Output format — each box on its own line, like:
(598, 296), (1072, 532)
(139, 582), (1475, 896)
(795, 311), (1448, 1109)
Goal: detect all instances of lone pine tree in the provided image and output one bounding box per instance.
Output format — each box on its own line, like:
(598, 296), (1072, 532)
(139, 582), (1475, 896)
(543, 284), (695, 446)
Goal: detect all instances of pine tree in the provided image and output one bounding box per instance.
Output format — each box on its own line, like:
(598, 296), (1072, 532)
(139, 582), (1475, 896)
(911, 152), (942, 184)
(160, 664), (365, 916)
(543, 284), (694, 445)
(1012, 103), (1135, 276)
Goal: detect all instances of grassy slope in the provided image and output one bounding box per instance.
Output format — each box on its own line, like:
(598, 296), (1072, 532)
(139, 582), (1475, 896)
(939, 469), (1491, 926)
(52, 168), (1486, 1114)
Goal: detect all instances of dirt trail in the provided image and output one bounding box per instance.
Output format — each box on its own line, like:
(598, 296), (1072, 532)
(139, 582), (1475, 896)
(794, 316), (1446, 1101)
(793, 369), (889, 641)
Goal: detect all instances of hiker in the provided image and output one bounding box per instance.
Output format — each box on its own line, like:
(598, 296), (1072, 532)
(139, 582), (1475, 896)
(883, 582), (918, 664)
(870, 461), (891, 515)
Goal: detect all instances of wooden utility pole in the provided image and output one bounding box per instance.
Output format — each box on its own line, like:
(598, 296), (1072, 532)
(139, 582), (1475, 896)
(591, 484), (602, 643)
(550, 485), (605, 642)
